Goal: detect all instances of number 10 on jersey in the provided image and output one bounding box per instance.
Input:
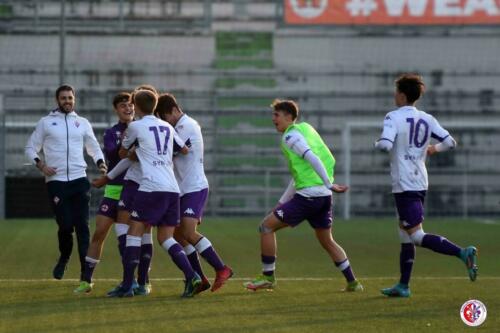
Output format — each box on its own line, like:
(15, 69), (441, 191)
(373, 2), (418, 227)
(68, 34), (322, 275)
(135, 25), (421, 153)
(406, 118), (429, 148)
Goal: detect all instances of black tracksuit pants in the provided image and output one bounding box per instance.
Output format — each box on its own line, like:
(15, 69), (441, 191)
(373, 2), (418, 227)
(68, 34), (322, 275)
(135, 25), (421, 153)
(46, 177), (91, 278)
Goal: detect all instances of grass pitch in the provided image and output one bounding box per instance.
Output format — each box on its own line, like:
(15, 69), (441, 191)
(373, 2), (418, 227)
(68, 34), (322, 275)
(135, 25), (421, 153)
(0, 218), (498, 333)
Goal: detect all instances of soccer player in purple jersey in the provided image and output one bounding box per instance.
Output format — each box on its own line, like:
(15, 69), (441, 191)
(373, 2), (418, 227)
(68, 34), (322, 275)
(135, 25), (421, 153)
(244, 100), (363, 292)
(111, 90), (201, 297)
(74, 92), (135, 293)
(155, 93), (233, 293)
(375, 74), (478, 297)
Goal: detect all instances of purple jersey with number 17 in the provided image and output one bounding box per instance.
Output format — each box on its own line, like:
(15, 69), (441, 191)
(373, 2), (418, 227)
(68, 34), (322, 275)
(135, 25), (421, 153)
(378, 106), (451, 193)
(122, 115), (184, 193)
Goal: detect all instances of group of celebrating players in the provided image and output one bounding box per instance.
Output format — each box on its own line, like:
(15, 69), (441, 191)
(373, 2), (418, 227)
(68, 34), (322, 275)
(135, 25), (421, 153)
(27, 73), (478, 299)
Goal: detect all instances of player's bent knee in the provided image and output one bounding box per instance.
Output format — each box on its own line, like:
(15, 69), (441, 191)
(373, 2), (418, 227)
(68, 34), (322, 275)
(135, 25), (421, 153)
(398, 228), (412, 243)
(409, 229), (425, 246)
(258, 221), (273, 234)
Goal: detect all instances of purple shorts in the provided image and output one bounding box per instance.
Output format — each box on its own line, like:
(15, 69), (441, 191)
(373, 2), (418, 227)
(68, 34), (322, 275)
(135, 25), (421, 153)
(180, 188), (209, 221)
(130, 191), (180, 227)
(273, 194), (333, 229)
(97, 197), (119, 220)
(394, 191), (426, 229)
(118, 180), (140, 212)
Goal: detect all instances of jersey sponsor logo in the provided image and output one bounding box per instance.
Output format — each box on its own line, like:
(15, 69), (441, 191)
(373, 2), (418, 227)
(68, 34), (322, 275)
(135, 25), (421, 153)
(131, 211), (139, 218)
(53, 196), (60, 205)
(276, 209), (284, 218)
(184, 208), (195, 215)
(118, 200), (125, 207)
(100, 204), (109, 212)
(460, 300), (487, 327)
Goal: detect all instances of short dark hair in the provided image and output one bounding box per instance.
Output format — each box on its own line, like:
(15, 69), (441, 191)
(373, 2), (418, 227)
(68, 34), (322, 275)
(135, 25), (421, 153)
(271, 99), (299, 120)
(134, 84), (158, 95)
(55, 84), (75, 99)
(395, 74), (425, 103)
(112, 92), (131, 108)
(133, 90), (158, 115)
(154, 93), (179, 119)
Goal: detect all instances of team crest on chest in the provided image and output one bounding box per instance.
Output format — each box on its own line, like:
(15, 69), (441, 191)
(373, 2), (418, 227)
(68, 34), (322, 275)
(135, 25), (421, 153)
(74, 121), (80, 128)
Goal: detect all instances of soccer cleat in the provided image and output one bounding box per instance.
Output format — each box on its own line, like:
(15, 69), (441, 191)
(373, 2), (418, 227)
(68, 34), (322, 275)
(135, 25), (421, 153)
(134, 283), (152, 296)
(211, 265), (234, 292)
(381, 283), (411, 297)
(74, 281), (93, 294)
(460, 246), (478, 281)
(181, 273), (202, 298)
(343, 280), (364, 292)
(107, 279), (139, 297)
(196, 277), (211, 294)
(106, 284), (122, 297)
(107, 286), (134, 298)
(243, 274), (276, 291)
(52, 259), (68, 280)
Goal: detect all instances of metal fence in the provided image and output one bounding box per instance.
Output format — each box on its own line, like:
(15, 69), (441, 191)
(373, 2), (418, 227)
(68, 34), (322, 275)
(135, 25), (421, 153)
(1, 89), (499, 219)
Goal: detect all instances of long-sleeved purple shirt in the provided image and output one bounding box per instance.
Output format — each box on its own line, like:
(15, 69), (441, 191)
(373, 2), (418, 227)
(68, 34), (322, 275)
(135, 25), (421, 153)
(103, 122), (128, 185)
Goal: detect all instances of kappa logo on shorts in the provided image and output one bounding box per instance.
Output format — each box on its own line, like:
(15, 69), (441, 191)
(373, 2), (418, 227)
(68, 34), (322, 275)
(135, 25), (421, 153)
(53, 196), (60, 205)
(276, 210), (284, 218)
(101, 204), (109, 212)
(118, 200), (125, 207)
(131, 211), (139, 218)
(184, 208), (195, 215)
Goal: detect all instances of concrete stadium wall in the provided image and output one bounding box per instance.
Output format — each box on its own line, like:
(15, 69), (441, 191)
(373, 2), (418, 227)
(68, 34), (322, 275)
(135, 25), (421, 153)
(0, 34), (215, 90)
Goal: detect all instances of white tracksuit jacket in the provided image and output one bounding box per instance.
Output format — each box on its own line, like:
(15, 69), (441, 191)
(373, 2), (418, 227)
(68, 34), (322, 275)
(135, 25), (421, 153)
(25, 109), (104, 182)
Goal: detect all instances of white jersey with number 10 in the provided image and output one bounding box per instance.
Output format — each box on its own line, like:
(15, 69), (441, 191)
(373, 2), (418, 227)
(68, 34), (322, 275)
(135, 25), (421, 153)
(378, 106), (453, 193)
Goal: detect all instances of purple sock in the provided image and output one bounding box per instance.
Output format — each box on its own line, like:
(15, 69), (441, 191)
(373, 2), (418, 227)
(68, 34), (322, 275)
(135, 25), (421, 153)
(421, 234), (461, 256)
(195, 237), (225, 271)
(187, 250), (206, 280)
(82, 257), (99, 283)
(117, 234), (126, 263)
(262, 255), (276, 276)
(122, 246), (141, 290)
(335, 259), (355, 283)
(168, 243), (195, 280)
(399, 243), (415, 286)
(138, 244), (153, 285)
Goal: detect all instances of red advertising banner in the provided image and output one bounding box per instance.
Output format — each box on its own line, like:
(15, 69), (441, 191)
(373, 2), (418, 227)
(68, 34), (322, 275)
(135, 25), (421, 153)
(284, 0), (500, 25)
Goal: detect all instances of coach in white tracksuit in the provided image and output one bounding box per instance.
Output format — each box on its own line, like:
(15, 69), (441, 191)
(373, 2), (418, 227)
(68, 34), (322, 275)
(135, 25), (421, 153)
(25, 85), (107, 281)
